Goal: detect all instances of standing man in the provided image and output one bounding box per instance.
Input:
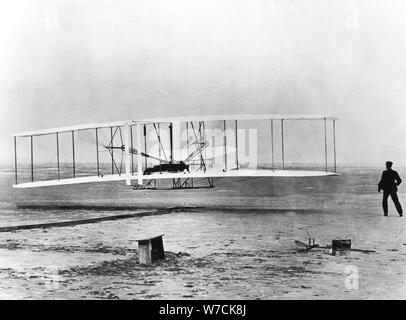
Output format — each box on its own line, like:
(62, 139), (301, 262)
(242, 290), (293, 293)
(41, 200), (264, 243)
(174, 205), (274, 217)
(378, 161), (403, 217)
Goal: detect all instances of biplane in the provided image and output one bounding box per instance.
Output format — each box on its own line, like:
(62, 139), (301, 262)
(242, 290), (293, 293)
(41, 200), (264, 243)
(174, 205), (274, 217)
(12, 114), (339, 190)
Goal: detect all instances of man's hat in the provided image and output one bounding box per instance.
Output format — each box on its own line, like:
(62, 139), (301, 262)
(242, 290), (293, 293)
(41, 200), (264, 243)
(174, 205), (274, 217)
(386, 161), (393, 167)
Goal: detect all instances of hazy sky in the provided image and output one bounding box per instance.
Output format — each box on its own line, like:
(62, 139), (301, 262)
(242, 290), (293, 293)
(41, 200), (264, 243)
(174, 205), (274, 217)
(1, 0), (406, 166)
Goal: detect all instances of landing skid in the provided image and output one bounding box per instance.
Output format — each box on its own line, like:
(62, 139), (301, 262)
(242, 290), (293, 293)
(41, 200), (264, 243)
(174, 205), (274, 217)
(132, 177), (215, 190)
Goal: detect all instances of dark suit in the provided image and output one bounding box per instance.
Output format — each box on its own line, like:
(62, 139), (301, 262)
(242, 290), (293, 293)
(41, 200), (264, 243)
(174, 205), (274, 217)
(378, 169), (403, 216)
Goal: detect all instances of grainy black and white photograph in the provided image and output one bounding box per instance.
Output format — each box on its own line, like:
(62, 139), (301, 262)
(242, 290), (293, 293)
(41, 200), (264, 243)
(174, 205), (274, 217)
(0, 0), (405, 303)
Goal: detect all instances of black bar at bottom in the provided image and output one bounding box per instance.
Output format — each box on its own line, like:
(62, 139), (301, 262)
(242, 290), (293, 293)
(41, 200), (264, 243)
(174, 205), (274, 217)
(281, 119), (284, 170)
(96, 128), (100, 177)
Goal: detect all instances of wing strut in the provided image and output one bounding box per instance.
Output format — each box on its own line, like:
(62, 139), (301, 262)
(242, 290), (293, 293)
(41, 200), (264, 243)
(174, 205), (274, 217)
(333, 120), (337, 173)
(271, 119), (274, 171)
(96, 128), (100, 177)
(72, 131), (76, 178)
(14, 136), (17, 184)
(124, 123), (131, 185)
(56, 132), (60, 180)
(186, 122), (190, 158)
(223, 120), (227, 172)
(235, 120), (239, 170)
(152, 123), (168, 162)
(169, 123), (174, 163)
(324, 117), (328, 172)
(136, 122), (143, 185)
(130, 125), (134, 174)
(188, 122), (207, 172)
(110, 127), (114, 174)
(143, 125), (148, 169)
(281, 119), (285, 170)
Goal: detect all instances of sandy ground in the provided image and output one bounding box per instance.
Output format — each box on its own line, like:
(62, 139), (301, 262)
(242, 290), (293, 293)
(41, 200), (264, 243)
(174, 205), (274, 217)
(0, 166), (405, 299)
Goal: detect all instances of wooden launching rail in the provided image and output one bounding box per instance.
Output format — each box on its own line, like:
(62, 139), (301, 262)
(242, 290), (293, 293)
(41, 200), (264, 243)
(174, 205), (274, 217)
(0, 212), (167, 265)
(0, 206), (199, 233)
(0, 211), (158, 233)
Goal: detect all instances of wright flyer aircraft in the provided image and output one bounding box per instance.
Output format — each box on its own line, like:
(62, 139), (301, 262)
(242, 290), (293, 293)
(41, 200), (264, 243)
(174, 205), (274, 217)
(12, 114), (339, 190)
